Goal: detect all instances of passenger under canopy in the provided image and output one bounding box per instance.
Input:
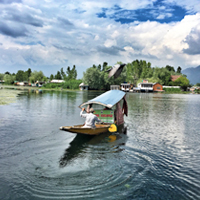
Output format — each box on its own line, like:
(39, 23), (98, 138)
(79, 90), (128, 126)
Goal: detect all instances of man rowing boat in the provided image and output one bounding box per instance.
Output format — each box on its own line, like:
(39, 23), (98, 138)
(80, 107), (102, 128)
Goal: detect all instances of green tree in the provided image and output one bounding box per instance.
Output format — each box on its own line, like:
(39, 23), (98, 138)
(158, 68), (171, 85)
(102, 62), (108, 71)
(16, 70), (27, 82)
(126, 63), (135, 83)
(71, 65), (77, 79)
(177, 66), (182, 74)
(97, 64), (101, 71)
(173, 76), (190, 90)
(26, 68), (32, 78)
(126, 60), (143, 85)
(150, 67), (171, 85)
(83, 67), (101, 89)
(4, 74), (15, 84)
(0, 73), (4, 80)
(29, 71), (45, 83)
(165, 65), (175, 73)
(60, 68), (66, 80)
(55, 71), (62, 79)
(50, 74), (54, 81)
(66, 65), (77, 80)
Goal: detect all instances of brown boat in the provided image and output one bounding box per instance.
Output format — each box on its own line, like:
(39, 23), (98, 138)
(60, 124), (111, 135)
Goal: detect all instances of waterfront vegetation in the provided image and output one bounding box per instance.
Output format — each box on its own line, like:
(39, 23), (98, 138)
(42, 79), (82, 90)
(163, 88), (190, 94)
(0, 59), (196, 92)
(0, 88), (24, 105)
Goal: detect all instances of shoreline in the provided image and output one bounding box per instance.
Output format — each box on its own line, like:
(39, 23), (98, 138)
(0, 85), (80, 92)
(1, 84), (193, 94)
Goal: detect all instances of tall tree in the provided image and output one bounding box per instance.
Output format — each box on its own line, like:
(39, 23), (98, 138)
(50, 74), (54, 81)
(66, 65), (77, 80)
(4, 74), (15, 84)
(71, 65), (77, 79)
(0, 73), (4, 80)
(60, 67), (66, 80)
(29, 71), (45, 83)
(165, 65), (175, 72)
(26, 68), (32, 78)
(98, 64), (101, 71)
(177, 66), (182, 74)
(83, 67), (101, 89)
(16, 70), (27, 82)
(55, 71), (62, 80)
(102, 62), (108, 71)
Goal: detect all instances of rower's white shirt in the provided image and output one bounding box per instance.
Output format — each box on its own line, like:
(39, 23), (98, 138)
(80, 111), (101, 128)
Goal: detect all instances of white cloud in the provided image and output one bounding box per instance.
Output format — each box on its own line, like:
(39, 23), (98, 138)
(0, 0), (200, 78)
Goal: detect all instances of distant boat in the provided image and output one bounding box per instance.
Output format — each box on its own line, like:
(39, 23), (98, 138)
(60, 90), (128, 135)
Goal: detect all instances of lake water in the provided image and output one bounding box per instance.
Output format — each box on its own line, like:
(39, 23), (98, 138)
(0, 89), (200, 200)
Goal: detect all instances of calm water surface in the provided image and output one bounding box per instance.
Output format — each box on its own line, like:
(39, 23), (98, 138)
(0, 90), (200, 200)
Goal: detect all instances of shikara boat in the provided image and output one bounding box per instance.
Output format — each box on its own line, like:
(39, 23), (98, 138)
(60, 90), (128, 135)
(60, 124), (111, 135)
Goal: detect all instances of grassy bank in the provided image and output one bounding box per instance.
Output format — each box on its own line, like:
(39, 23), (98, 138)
(163, 88), (191, 94)
(1, 85), (79, 92)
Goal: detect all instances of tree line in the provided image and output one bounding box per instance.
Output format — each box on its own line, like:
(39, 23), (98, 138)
(0, 65), (79, 84)
(0, 60), (191, 90)
(0, 69), (46, 84)
(49, 65), (77, 81)
(82, 60), (190, 90)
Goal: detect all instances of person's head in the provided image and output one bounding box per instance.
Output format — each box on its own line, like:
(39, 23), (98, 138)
(89, 108), (94, 113)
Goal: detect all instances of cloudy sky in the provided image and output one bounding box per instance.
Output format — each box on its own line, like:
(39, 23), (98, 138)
(0, 0), (200, 78)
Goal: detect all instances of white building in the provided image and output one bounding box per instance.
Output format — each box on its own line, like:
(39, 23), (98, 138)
(110, 85), (120, 90)
(137, 82), (154, 92)
(50, 79), (65, 83)
(121, 83), (131, 92)
(79, 83), (89, 90)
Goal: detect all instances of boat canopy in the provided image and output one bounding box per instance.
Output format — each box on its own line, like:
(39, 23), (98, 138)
(79, 90), (126, 108)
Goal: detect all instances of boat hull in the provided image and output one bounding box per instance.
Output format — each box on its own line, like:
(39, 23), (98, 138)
(60, 124), (111, 135)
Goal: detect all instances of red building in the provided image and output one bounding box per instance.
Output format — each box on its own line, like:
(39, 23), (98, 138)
(153, 83), (163, 92)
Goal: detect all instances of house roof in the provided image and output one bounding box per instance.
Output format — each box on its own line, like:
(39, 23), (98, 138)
(79, 90), (126, 108)
(51, 79), (65, 83)
(79, 83), (88, 86)
(121, 83), (130, 85)
(171, 75), (181, 81)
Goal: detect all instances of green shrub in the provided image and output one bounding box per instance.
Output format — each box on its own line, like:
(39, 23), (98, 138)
(163, 88), (182, 93)
(42, 80), (82, 90)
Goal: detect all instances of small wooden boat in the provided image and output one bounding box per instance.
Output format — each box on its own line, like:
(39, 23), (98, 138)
(60, 90), (128, 135)
(60, 124), (111, 135)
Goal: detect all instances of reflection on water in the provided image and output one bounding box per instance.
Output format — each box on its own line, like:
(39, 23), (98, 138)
(0, 90), (200, 200)
(60, 127), (128, 167)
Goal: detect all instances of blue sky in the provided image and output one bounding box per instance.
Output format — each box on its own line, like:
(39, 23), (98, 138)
(0, 0), (200, 78)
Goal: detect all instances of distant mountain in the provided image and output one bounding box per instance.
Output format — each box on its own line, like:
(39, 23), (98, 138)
(182, 66), (200, 85)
